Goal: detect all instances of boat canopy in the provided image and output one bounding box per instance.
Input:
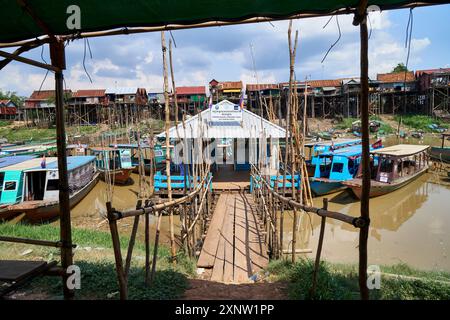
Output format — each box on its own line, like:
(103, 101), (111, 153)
(371, 144), (429, 157)
(0, 1), (436, 44)
(42, 156), (96, 171)
(0, 155), (35, 169)
(0, 157), (57, 171)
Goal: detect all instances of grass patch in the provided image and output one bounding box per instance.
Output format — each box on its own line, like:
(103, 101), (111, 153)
(0, 127), (56, 143)
(0, 223), (195, 299)
(266, 259), (450, 300)
(0, 120), (12, 127)
(394, 115), (449, 132)
(333, 116), (394, 135)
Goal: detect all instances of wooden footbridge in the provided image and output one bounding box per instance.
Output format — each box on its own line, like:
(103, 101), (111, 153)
(197, 192), (268, 283)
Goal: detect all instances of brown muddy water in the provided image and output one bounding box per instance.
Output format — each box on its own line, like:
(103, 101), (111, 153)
(66, 134), (449, 271)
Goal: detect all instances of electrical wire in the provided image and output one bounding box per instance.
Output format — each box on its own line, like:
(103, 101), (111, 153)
(321, 15), (341, 64)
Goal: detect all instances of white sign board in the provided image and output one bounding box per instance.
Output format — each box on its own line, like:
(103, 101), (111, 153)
(209, 100), (242, 126)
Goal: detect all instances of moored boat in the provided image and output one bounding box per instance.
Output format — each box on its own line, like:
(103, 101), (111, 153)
(90, 147), (135, 184)
(429, 133), (450, 163)
(343, 144), (430, 199)
(309, 140), (382, 196)
(0, 156), (99, 221)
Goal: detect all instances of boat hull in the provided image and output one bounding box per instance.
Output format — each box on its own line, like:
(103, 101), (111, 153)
(429, 147), (450, 163)
(310, 178), (346, 196)
(343, 167), (428, 199)
(2, 173), (100, 222)
(99, 168), (134, 185)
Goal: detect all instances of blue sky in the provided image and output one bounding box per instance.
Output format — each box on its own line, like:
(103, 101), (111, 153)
(0, 4), (449, 97)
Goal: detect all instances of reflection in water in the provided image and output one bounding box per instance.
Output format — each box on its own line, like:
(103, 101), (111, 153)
(283, 173), (450, 271)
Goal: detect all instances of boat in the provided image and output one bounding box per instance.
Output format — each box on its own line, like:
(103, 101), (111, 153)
(0, 156), (99, 221)
(411, 131), (424, 139)
(343, 144), (430, 199)
(109, 143), (166, 174)
(309, 140), (383, 196)
(429, 133), (450, 163)
(66, 143), (88, 156)
(0, 155), (36, 218)
(304, 138), (362, 176)
(90, 147), (135, 184)
(0, 142), (57, 157)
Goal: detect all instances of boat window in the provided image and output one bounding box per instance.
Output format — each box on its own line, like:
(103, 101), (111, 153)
(332, 163), (344, 173)
(4, 181), (16, 191)
(47, 179), (59, 191)
(0, 172), (4, 191)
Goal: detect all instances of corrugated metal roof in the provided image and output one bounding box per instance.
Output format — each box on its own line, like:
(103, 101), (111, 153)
(176, 86), (206, 95)
(105, 87), (138, 95)
(415, 68), (450, 77)
(72, 89), (106, 98)
(246, 84), (279, 91)
(219, 81), (243, 90)
(157, 100), (286, 139)
(377, 72), (415, 83)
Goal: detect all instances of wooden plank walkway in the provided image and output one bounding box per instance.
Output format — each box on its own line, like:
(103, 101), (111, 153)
(197, 192), (268, 283)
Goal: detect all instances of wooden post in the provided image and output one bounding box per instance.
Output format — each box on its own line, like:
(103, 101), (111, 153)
(161, 31), (176, 263)
(358, 11), (371, 301)
(49, 40), (74, 300)
(107, 202), (128, 300)
(310, 198), (328, 298)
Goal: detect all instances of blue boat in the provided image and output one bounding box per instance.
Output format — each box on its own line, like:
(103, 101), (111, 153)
(309, 140), (382, 196)
(90, 147), (135, 184)
(305, 138), (361, 176)
(0, 156), (99, 221)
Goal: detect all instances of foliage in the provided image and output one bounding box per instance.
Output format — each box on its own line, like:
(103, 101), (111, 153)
(394, 114), (449, 132)
(0, 90), (25, 107)
(392, 63), (409, 73)
(0, 223), (194, 299)
(266, 259), (450, 300)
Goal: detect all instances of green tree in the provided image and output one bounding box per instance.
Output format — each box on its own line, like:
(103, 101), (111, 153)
(392, 63), (409, 73)
(0, 90), (25, 107)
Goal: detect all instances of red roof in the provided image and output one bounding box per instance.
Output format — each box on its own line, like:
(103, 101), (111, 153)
(0, 99), (12, 105)
(27, 90), (71, 101)
(415, 68), (450, 77)
(72, 89), (106, 98)
(246, 84), (279, 91)
(175, 86), (206, 95)
(219, 81), (243, 90)
(377, 72), (415, 83)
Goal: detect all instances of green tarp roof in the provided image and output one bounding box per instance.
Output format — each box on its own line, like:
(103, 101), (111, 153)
(0, 1), (444, 44)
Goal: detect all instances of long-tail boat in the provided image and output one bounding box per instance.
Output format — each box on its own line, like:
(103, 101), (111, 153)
(0, 156), (99, 221)
(309, 140), (382, 196)
(90, 147), (135, 184)
(343, 144), (429, 199)
(429, 133), (450, 163)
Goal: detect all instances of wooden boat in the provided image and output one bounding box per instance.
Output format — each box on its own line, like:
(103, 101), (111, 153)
(90, 147), (135, 184)
(343, 144), (429, 199)
(0, 156), (35, 220)
(0, 156), (99, 222)
(309, 140), (382, 196)
(109, 143), (166, 174)
(429, 133), (450, 163)
(0, 143), (57, 157)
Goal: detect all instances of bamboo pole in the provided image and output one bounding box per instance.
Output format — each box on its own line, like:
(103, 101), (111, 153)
(161, 31), (176, 264)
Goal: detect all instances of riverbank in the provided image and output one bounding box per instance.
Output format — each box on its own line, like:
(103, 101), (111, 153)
(0, 223), (194, 300)
(1, 223), (449, 300)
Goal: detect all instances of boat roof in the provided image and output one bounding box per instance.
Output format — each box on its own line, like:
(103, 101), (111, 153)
(0, 155), (35, 169)
(90, 147), (120, 152)
(371, 144), (429, 157)
(67, 144), (88, 149)
(0, 157), (57, 171)
(109, 143), (151, 149)
(305, 138), (361, 148)
(321, 145), (363, 158)
(41, 156), (96, 171)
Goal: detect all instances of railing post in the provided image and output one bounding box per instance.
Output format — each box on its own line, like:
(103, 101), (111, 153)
(309, 198), (328, 298)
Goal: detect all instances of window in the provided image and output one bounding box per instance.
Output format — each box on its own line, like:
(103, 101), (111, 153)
(332, 163), (344, 173)
(4, 181), (17, 191)
(46, 179), (59, 191)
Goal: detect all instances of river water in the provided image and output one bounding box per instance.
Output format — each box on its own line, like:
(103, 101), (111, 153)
(67, 134), (450, 272)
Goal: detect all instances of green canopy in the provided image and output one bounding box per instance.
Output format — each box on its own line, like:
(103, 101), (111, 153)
(0, 0), (443, 44)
